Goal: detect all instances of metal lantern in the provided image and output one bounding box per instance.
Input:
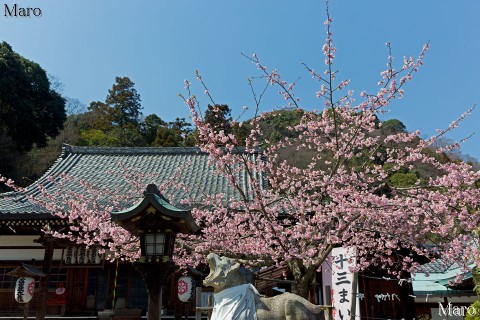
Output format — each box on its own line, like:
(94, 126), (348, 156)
(144, 232), (165, 256)
(110, 184), (200, 320)
(15, 276), (35, 303)
(140, 230), (176, 260)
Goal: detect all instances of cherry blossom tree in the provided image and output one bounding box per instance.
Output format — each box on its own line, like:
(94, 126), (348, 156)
(176, 6), (480, 297)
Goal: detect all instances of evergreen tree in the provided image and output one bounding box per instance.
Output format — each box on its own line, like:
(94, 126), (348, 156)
(105, 77), (142, 129)
(204, 104), (232, 133)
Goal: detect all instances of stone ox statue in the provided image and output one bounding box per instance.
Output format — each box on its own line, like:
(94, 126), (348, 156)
(203, 253), (326, 320)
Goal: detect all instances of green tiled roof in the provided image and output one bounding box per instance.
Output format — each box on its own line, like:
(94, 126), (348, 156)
(0, 144), (262, 219)
(413, 258), (477, 296)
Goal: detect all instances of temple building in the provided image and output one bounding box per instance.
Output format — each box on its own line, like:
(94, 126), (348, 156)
(1, 144), (475, 319)
(0, 144), (257, 318)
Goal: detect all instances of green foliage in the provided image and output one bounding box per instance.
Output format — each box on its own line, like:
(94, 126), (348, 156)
(381, 119), (407, 133)
(105, 77), (142, 128)
(257, 109), (304, 143)
(169, 117), (192, 139)
(142, 114), (167, 145)
(204, 104), (232, 133)
(153, 127), (178, 147)
(78, 129), (115, 146)
(78, 128), (145, 147)
(86, 101), (115, 132)
(389, 172), (418, 187)
(465, 300), (480, 320)
(69, 77), (147, 148)
(0, 41), (66, 152)
(0, 42), (66, 184)
(109, 127), (145, 146)
(474, 267), (480, 296)
(151, 118), (192, 147)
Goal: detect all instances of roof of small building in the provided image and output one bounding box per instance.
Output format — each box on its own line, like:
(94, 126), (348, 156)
(413, 258), (477, 296)
(0, 144), (262, 220)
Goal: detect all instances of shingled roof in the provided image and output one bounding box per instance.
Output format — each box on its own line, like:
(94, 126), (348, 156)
(0, 144), (262, 221)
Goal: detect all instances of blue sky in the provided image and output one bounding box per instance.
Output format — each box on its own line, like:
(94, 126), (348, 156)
(2, 1), (480, 160)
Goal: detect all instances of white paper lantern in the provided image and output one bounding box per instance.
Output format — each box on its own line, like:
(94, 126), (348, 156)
(77, 246), (88, 264)
(15, 277), (35, 303)
(89, 246), (102, 264)
(177, 276), (195, 302)
(64, 246), (77, 264)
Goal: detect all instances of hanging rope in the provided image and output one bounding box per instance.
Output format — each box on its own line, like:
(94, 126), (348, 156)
(112, 259), (119, 309)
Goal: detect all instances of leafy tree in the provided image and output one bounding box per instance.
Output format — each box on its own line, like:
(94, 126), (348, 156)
(78, 129), (112, 146)
(142, 114), (167, 145)
(0, 42), (66, 184)
(257, 109), (304, 143)
(203, 104), (253, 145)
(86, 101), (115, 132)
(153, 126), (178, 147)
(381, 119), (407, 133)
(0, 42), (66, 152)
(105, 77), (142, 128)
(169, 118), (192, 142)
(108, 127), (145, 147)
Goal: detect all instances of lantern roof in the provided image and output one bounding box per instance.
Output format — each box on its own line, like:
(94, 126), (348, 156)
(111, 184), (200, 236)
(7, 263), (46, 278)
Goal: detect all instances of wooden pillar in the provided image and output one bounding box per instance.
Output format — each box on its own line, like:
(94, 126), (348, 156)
(146, 272), (162, 320)
(195, 287), (202, 320)
(325, 285), (332, 320)
(135, 261), (175, 320)
(36, 237), (54, 320)
(23, 302), (29, 320)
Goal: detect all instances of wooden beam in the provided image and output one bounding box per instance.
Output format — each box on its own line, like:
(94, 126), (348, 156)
(254, 276), (297, 284)
(0, 246), (45, 249)
(35, 237), (54, 320)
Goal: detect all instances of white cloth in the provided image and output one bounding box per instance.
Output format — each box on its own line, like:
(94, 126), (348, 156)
(210, 284), (259, 320)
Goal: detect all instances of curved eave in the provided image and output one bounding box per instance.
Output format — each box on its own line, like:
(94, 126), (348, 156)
(111, 193), (199, 234)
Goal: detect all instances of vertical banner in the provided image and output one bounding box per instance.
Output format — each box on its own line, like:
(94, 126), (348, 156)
(331, 246), (356, 320)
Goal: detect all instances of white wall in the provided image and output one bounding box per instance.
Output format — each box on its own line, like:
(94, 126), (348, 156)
(0, 235), (63, 261)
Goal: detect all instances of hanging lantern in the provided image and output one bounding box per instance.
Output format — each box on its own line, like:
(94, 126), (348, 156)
(77, 246), (88, 264)
(177, 276), (195, 302)
(89, 246), (102, 264)
(64, 246), (77, 264)
(15, 277), (35, 303)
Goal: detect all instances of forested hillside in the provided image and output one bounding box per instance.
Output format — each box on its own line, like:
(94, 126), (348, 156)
(0, 43), (477, 187)
(10, 101), (479, 189)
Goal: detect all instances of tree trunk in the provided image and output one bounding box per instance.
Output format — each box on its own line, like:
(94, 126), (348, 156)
(291, 277), (312, 300)
(288, 259), (318, 300)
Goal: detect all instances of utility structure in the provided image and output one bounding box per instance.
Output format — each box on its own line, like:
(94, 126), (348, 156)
(111, 183), (199, 320)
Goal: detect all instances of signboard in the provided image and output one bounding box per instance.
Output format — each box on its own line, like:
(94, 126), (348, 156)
(331, 247), (356, 320)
